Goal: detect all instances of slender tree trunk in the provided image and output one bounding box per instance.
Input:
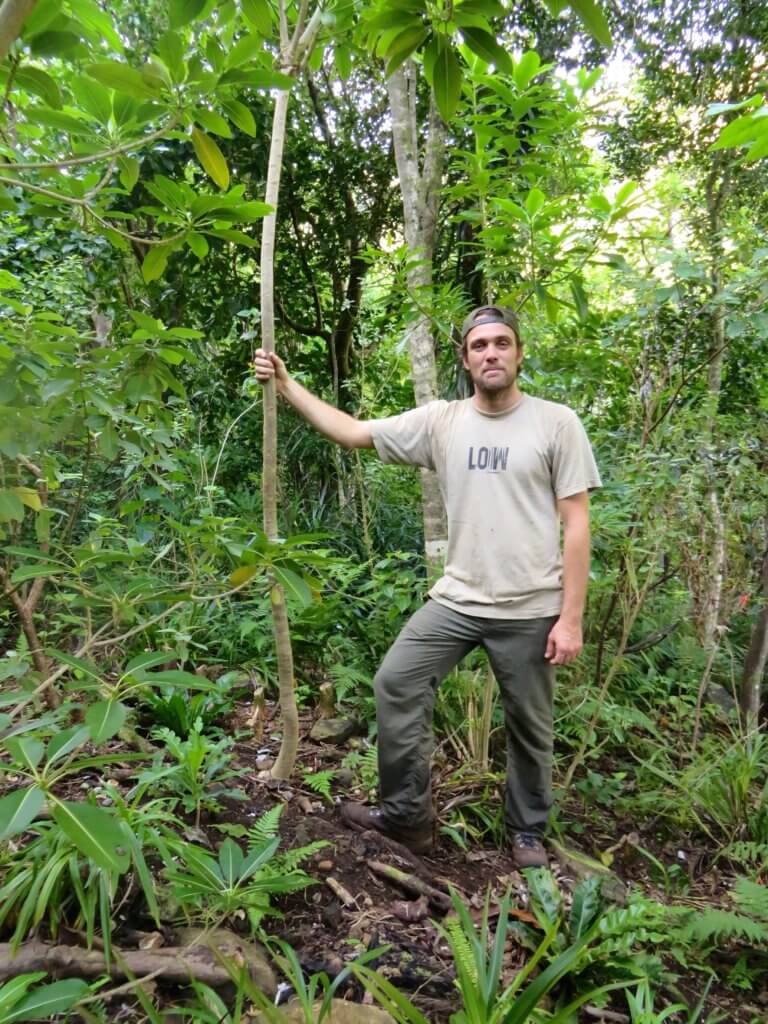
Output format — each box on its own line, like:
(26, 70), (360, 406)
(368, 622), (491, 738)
(387, 63), (448, 579)
(740, 542), (768, 725)
(259, 2), (323, 781)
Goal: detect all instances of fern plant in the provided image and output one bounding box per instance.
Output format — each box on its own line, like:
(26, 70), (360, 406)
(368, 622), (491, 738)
(673, 876), (768, 947)
(302, 768), (336, 803)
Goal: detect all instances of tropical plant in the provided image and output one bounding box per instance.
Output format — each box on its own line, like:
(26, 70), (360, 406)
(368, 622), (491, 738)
(0, 973), (89, 1024)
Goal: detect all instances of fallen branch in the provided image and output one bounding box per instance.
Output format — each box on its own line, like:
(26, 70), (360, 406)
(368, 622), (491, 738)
(0, 940), (251, 987)
(367, 860), (452, 913)
(325, 876), (356, 906)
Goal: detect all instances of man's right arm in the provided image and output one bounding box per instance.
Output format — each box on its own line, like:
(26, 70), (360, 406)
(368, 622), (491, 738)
(252, 350), (374, 450)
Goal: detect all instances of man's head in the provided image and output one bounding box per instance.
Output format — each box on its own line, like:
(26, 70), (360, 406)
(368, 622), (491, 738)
(460, 305), (524, 402)
(460, 305), (521, 354)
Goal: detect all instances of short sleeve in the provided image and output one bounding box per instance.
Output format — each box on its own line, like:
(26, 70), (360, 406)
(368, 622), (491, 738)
(368, 403), (439, 469)
(551, 412), (602, 499)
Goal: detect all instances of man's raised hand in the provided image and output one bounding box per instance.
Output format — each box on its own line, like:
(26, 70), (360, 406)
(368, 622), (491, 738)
(252, 349), (289, 390)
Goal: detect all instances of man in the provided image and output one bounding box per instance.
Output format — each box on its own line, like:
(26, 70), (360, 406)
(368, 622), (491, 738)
(253, 305), (601, 867)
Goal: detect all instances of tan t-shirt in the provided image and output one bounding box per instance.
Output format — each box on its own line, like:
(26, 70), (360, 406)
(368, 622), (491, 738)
(369, 395), (601, 619)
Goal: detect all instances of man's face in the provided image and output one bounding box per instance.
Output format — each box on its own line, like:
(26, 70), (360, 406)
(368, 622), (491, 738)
(462, 323), (523, 395)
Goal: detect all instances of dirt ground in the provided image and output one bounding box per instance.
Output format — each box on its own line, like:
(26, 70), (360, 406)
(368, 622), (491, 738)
(201, 706), (768, 1024)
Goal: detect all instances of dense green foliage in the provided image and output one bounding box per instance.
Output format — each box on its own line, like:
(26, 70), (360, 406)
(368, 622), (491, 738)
(0, 0), (766, 1020)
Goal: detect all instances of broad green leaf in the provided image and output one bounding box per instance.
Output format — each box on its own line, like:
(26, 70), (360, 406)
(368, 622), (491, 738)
(142, 245), (171, 283)
(169, 0), (207, 29)
(73, 0), (124, 52)
(51, 800), (131, 873)
(205, 227), (257, 246)
(10, 486), (41, 512)
(4, 737), (45, 771)
(272, 566), (314, 607)
(0, 973), (48, 1014)
(195, 107), (232, 138)
(0, 490), (25, 523)
(28, 30), (83, 57)
(514, 50), (541, 89)
(614, 180), (638, 205)
(186, 231), (209, 260)
(0, 786), (45, 841)
(218, 67), (295, 90)
(226, 33), (263, 68)
(242, 0), (273, 35)
(98, 420), (119, 458)
(383, 25), (429, 76)
(70, 74), (112, 124)
(460, 27), (513, 74)
(14, 66), (62, 107)
(335, 43), (352, 80)
(541, 0), (569, 12)
(432, 42), (463, 122)
(125, 650), (174, 674)
(49, 649), (103, 683)
(569, 0), (612, 47)
(86, 700), (128, 744)
(85, 61), (162, 99)
(525, 187), (546, 216)
(221, 98), (256, 136)
(46, 726), (90, 766)
(218, 837), (244, 886)
(157, 30), (186, 82)
(0, 270), (22, 290)
(21, 0), (61, 39)
(230, 564), (260, 587)
(191, 127), (230, 190)
(4, 978), (90, 1023)
(136, 669), (217, 690)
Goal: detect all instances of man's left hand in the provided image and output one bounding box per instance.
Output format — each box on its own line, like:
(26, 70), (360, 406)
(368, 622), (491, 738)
(545, 619), (583, 665)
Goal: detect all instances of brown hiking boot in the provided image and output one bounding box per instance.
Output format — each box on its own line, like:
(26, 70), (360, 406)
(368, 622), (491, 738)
(341, 802), (433, 854)
(510, 831), (548, 869)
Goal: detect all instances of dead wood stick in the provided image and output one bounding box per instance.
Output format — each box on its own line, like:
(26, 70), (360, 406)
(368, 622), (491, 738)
(0, 940), (245, 986)
(584, 1007), (630, 1023)
(367, 860), (452, 913)
(325, 876), (356, 906)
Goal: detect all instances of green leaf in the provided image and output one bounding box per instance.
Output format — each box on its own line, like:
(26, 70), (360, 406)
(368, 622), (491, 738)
(230, 564), (260, 587)
(116, 154), (139, 192)
(10, 486), (41, 512)
(221, 98), (257, 136)
(568, 0), (612, 47)
(242, 0), (273, 34)
(226, 33), (263, 68)
(4, 978), (90, 1022)
(272, 566), (314, 607)
(335, 44), (352, 80)
(86, 700), (128, 744)
(185, 230), (209, 260)
(0, 490), (25, 523)
(169, 0), (207, 29)
(28, 30), (83, 57)
(460, 27), (513, 74)
(85, 61), (161, 99)
(70, 74), (112, 124)
(432, 42), (463, 122)
(218, 67), (295, 90)
(191, 127), (230, 189)
(383, 25), (429, 76)
(137, 669), (217, 691)
(514, 50), (541, 89)
(218, 837), (244, 886)
(142, 245), (171, 283)
(46, 726), (90, 765)
(156, 30), (186, 82)
(4, 737), (45, 771)
(0, 786), (46, 841)
(14, 66), (62, 107)
(51, 800), (131, 873)
(525, 187), (546, 216)
(205, 227), (257, 246)
(195, 107), (232, 138)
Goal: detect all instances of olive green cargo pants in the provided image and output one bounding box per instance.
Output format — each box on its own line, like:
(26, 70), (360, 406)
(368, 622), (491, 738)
(374, 599), (558, 835)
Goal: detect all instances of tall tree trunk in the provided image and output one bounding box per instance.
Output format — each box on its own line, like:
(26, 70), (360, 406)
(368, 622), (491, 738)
(740, 541), (768, 725)
(387, 63), (448, 579)
(259, 2), (323, 781)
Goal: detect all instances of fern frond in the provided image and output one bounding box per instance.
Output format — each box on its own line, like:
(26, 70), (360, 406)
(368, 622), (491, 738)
(303, 769), (335, 802)
(733, 877), (768, 921)
(724, 841), (768, 867)
(247, 804), (284, 848)
(678, 909), (768, 945)
(444, 916), (478, 985)
(276, 840), (330, 872)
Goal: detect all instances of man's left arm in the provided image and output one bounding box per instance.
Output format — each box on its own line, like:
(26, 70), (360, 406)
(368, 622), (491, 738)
(545, 491), (590, 666)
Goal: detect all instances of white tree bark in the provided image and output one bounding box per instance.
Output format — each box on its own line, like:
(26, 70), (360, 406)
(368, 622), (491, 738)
(387, 63), (448, 578)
